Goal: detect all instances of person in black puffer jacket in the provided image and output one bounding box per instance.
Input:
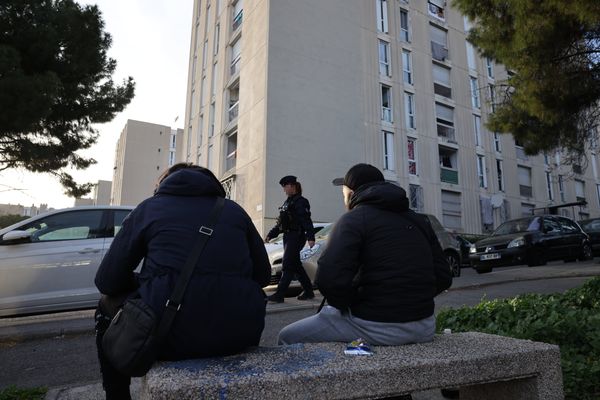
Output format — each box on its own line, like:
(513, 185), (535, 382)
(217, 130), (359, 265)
(94, 163), (270, 400)
(278, 163), (452, 346)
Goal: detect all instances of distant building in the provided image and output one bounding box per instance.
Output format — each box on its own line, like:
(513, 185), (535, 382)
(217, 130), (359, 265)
(111, 119), (184, 206)
(0, 203), (51, 216)
(74, 180), (113, 207)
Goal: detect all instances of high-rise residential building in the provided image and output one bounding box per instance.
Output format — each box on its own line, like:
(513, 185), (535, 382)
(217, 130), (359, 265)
(74, 180), (113, 206)
(182, 0), (600, 234)
(112, 120), (184, 206)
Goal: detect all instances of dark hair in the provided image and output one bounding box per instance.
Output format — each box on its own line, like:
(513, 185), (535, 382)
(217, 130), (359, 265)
(155, 162), (226, 197)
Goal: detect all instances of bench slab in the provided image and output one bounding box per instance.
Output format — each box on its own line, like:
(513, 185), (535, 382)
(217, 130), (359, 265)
(141, 332), (563, 400)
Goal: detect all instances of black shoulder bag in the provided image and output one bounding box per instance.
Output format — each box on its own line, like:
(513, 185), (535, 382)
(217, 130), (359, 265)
(102, 197), (225, 377)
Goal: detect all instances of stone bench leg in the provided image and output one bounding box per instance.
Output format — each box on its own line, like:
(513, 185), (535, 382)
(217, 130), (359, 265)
(461, 375), (563, 400)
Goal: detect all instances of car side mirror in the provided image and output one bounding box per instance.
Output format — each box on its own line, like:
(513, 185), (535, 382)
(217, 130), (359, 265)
(2, 230), (33, 243)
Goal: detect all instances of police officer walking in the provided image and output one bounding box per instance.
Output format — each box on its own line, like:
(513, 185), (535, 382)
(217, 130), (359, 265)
(264, 175), (316, 303)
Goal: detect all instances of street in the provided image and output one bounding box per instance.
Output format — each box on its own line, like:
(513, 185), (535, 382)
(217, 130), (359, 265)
(0, 261), (599, 394)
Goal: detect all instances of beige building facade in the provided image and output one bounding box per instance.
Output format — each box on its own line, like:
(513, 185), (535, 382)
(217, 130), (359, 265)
(182, 0), (600, 234)
(112, 120), (184, 206)
(74, 180), (113, 206)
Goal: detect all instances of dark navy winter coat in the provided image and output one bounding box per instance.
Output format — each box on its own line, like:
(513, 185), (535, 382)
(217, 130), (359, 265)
(95, 169), (271, 360)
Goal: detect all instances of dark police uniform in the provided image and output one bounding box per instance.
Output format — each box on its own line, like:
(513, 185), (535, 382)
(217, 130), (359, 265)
(267, 176), (315, 302)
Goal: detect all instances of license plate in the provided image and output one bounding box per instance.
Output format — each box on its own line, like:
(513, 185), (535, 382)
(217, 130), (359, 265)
(481, 253), (500, 260)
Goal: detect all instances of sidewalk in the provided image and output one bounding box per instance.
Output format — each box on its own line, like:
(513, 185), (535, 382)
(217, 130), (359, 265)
(24, 261), (600, 399)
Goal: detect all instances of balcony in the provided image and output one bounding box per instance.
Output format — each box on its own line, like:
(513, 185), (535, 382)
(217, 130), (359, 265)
(519, 185), (533, 198)
(437, 124), (455, 142)
(440, 167), (459, 184)
(228, 101), (239, 122)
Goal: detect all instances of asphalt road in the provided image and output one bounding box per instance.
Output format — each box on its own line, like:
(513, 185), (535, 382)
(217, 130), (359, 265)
(1, 261), (599, 392)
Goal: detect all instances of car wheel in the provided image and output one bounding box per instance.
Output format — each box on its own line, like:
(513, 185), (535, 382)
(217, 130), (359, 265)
(446, 252), (461, 277)
(578, 243), (593, 261)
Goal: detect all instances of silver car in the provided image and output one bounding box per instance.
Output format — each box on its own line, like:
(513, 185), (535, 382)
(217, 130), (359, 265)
(0, 206), (133, 317)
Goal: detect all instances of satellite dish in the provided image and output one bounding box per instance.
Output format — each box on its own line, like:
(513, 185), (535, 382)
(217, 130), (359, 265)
(491, 194), (504, 208)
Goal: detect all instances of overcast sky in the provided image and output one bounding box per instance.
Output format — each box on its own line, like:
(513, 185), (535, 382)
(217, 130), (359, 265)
(0, 0), (193, 209)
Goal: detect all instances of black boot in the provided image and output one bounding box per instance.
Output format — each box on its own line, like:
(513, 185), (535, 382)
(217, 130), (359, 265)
(297, 291), (315, 300)
(267, 293), (284, 303)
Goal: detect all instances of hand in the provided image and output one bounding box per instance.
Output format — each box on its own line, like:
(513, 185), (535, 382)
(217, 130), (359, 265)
(308, 240), (315, 248)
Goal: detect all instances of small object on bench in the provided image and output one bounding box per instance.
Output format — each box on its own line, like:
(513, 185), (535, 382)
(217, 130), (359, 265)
(141, 332), (563, 400)
(344, 338), (373, 355)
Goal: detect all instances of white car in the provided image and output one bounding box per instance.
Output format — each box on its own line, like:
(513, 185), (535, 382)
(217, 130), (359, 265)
(266, 223), (332, 293)
(0, 206), (133, 317)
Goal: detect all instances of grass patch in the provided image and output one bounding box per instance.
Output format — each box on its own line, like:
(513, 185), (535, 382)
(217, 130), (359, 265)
(0, 386), (47, 400)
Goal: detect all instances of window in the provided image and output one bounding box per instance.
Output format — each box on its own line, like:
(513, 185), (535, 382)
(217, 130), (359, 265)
(18, 210), (104, 242)
(546, 172), (554, 201)
(200, 77), (207, 106)
(399, 9), (409, 42)
(404, 92), (415, 129)
(441, 190), (462, 229)
(209, 102), (215, 137)
(518, 166), (532, 197)
(575, 179), (585, 202)
(190, 89), (198, 119)
(486, 57), (494, 79)
(197, 115), (203, 147)
(230, 39), (241, 76)
(202, 40), (209, 70)
(559, 175), (565, 202)
(225, 131), (237, 171)
(488, 84), (496, 112)
(168, 151), (176, 166)
(515, 139), (527, 161)
(383, 131), (395, 171)
(232, 0), (243, 31)
(409, 184), (424, 212)
(477, 155), (487, 188)
(407, 138), (417, 175)
(211, 64), (218, 97)
(379, 40), (391, 77)
(439, 147), (458, 184)
(427, 0), (445, 20)
(191, 56), (198, 84)
(474, 114), (482, 146)
(169, 133), (177, 149)
(381, 85), (392, 122)
(435, 103), (454, 141)
(520, 203), (534, 217)
(432, 63), (451, 98)
(207, 144), (214, 170)
(470, 76), (480, 109)
(430, 25), (448, 61)
(493, 132), (501, 152)
(466, 42), (476, 70)
(214, 24), (220, 56)
(496, 159), (504, 191)
(402, 50), (412, 84)
(376, 0), (388, 33)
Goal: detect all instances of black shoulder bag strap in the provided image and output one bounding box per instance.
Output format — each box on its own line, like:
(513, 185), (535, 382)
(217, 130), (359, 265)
(155, 196), (225, 340)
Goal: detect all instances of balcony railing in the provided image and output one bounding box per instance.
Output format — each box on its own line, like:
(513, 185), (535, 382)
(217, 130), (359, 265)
(431, 41), (448, 61)
(381, 107), (392, 122)
(230, 57), (240, 76)
(437, 124), (455, 142)
(228, 101), (239, 122)
(440, 167), (459, 184)
(519, 185), (533, 198)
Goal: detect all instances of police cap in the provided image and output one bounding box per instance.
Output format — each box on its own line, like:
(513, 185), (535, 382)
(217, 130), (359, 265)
(279, 175), (297, 186)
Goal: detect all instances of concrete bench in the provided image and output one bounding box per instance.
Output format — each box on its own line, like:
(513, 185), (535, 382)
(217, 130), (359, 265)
(140, 332), (563, 400)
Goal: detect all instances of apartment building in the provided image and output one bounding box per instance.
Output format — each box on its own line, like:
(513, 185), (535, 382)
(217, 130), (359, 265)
(74, 180), (112, 206)
(182, 0), (600, 234)
(111, 120), (184, 206)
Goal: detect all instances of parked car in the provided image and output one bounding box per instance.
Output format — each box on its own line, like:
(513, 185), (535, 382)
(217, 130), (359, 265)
(456, 234), (488, 266)
(0, 206), (134, 317)
(264, 222), (331, 254)
(469, 215), (592, 274)
(267, 213), (462, 295)
(578, 217), (600, 256)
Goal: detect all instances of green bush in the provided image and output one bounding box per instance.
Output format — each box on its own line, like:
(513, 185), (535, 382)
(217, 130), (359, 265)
(436, 276), (600, 400)
(0, 386), (46, 400)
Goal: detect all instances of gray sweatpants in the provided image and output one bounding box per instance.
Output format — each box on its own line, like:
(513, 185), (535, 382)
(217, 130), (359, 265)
(278, 305), (435, 345)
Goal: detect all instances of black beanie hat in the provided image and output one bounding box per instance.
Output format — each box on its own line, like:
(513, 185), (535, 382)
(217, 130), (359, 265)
(332, 163), (384, 191)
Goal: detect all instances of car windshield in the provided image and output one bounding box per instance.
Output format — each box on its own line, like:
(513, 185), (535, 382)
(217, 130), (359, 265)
(492, 217), (541, 236)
